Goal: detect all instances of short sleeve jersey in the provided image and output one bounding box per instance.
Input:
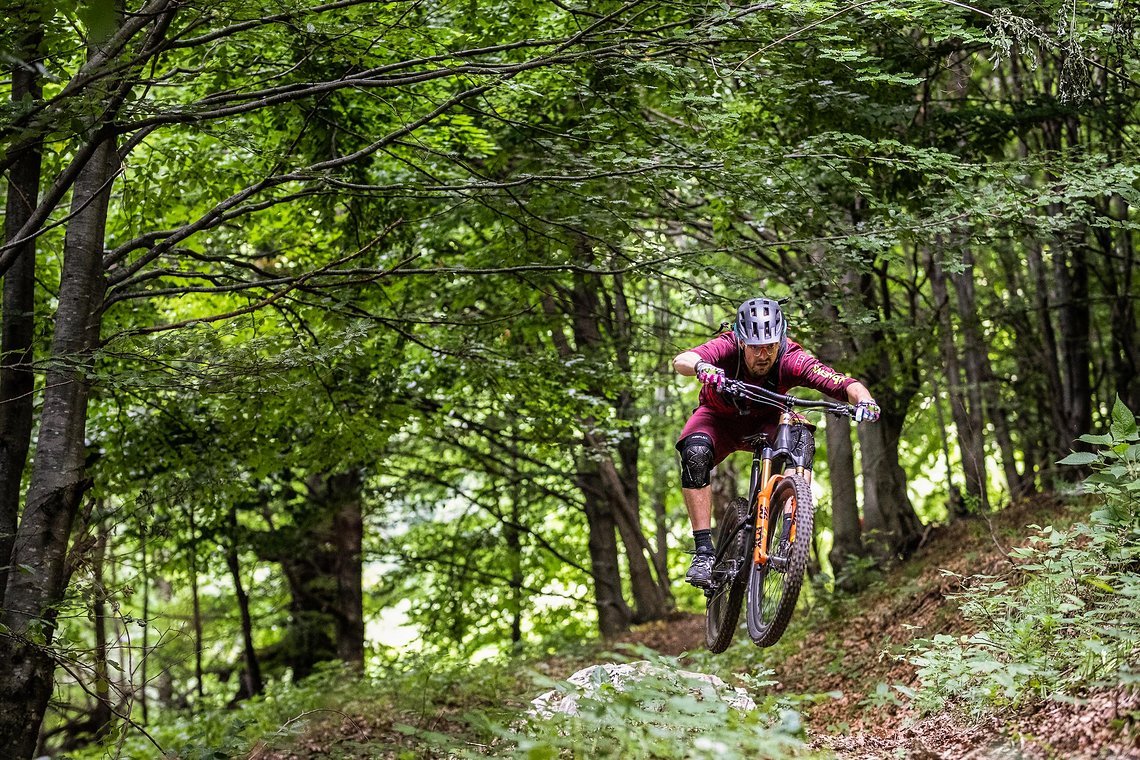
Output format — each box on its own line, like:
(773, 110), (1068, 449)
(690, 333), (855, 415)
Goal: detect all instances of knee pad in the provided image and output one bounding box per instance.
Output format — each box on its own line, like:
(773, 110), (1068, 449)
(678, 433), (714, 489)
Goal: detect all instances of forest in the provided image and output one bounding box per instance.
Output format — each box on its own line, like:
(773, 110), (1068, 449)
(1, 0), (1139, 757)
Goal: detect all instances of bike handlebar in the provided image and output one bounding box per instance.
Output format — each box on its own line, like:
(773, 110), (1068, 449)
(720, 378), (855, 418)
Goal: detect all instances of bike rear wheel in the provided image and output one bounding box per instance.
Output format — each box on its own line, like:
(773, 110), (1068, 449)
(705, 497), (751, 653)
(746, 474), (814, 647)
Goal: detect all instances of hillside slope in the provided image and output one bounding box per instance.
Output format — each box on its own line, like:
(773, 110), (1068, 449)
(242, 495), (1139, 759)
(617, 495), (1140, 758)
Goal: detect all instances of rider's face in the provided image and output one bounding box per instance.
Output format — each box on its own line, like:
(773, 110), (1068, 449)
(740, 340), (778, 375)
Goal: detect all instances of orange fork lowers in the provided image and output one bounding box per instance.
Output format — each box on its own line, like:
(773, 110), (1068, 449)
(753, 474), (783, 565)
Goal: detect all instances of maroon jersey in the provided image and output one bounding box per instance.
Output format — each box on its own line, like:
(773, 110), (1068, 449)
(690, 333), (855, 416)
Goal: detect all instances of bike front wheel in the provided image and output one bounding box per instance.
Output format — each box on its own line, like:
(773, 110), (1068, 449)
(746, 474), (814, 647)
(705, 497), (751, 653)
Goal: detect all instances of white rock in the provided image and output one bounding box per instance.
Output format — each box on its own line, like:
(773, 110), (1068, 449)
(528, 660), (756, 719)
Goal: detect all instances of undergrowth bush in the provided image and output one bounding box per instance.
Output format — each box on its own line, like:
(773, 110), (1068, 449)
(456, 650), (813, 759)
(60, 662), (370, 760)
(909, 397), (1140, 718)
(63, 644), (823, 759)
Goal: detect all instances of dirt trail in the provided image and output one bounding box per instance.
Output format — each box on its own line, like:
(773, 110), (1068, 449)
(617, 497), (1140, 758)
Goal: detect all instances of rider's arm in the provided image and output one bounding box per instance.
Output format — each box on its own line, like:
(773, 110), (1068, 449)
(672, 350), (704, 376)
(845, 381), (874, 405)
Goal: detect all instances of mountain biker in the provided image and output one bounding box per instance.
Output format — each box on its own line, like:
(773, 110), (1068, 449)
(673, 297), (880, 589)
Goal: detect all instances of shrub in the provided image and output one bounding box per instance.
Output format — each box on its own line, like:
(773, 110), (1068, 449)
(909, 397), (1140, 718)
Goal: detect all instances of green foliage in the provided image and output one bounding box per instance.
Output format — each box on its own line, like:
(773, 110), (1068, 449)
(909, 398), (1140, 718)
(13, 0), (1140, 751)
(62, 663), (360, 760)
(64, 649), (819, 760)
(434, 652), (811, 759)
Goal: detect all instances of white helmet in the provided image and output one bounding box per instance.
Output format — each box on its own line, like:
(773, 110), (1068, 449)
(733, 297), (785, 345)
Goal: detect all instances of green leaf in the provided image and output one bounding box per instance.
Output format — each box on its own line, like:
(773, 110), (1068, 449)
(1111, 396), (1138, 441)
(79, 0), (117, 44)
(1057, 451), (1098, 466)
(1078, 433), (1113, 445)
(1081, 576), (1116, 593)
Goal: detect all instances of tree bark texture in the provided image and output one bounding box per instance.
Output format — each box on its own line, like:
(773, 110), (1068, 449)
(813, 297), (864, 585)
(571, 272), (671, 623)
(0, 133), (115, 759)
(858, 407), (923, 562)
(90, 528), (113, 740)
(928, 247), (987, 515)
(1053, 243), (1092, 454)
(1094, 194), (1140, 412)
(851, 264), (924, 562)
(825, 415), (863, 589)
(328, 471), (365, 669)
(1024, 241), (1067, 473)
(0, 10), (45, 603)
(950, 247), (1025, 500)
(547, 262), (673, 631)
(710, 457), (740, 526)
(951, 248), (992, 511)
(541, 291), (633, 634)
(262, 470), (366, 679)
(576, 466), (634, 635)
(225, 543), (263, 698)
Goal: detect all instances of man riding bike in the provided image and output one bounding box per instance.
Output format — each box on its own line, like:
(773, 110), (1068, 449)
(673, 297), (880, 589)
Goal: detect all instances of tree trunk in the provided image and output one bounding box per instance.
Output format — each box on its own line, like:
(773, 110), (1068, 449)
(957, 260), (1028, 501)
(139, 522), (150, 724)
(543, 284), (632, 635)
(507, 492), (523, 650)
(0, 10), (45, 603)
(328, 471), (365, 670)
(543, 263), (674, 633)
(575, 465), (633, 635)
(710, 457), (740, 526)
(1106, 196), (1140, 411)
(814, 298), (864, 586)
(225, 542), (263, 698)
(188, 508), (204, 700)
(929, 246), (987, 515)
(992, 240), (1051, 491)
(825, 415), (863, 589)
(595, 440), (672, 622)
(1053, 242), (1092, 453)
(0, 131), (115, 758)
(586, 270), (672, 621)
(1025, 241), (1067, 483)
(254, 470), (365, 680)
(858, 398), (923, 562)
(90, 528), (113, 738)
(951, 247), (993, 510)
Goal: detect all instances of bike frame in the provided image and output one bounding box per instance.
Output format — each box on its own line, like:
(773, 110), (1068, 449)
(748, 411), (812, 567)
(724, 380), (846, 572)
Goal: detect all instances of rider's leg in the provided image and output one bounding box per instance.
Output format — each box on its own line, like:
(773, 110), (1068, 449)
(683, 484), (712, 532)
(677, 432), (717, 587)
(678, 432), (715, 529)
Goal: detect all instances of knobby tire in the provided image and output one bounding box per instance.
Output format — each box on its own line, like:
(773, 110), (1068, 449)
(746, 474), (814, 648)
(705, 497), (751, 653)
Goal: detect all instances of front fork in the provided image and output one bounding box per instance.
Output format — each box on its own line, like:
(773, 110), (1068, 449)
(752, 413), (813, 569)
(752, 459), (779, 567)
(752, 468), (809, 569)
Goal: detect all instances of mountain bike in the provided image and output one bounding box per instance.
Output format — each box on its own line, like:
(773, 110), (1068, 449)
(705, 379), (856, 651)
